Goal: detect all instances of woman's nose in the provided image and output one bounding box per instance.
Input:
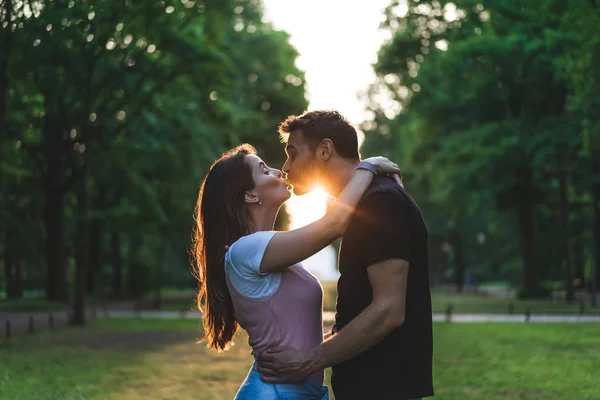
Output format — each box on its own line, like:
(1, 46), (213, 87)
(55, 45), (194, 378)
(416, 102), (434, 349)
(272, 169), (283, 178)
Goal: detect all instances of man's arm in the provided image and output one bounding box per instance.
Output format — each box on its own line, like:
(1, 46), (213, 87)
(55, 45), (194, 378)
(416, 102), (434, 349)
(309, 258), (408, 369)
(258, 192), (410, 382)
(257, 259), (408, 382)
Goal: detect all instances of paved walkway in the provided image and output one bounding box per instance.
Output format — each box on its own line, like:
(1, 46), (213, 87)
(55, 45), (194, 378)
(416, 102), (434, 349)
(105, 310), (600, 323)
(431, 313), (600, 323)
(1, 302), (134, 337)
(4, 308), (600, 339)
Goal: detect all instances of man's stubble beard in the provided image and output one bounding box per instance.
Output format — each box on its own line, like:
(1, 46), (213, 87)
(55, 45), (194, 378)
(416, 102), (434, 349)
(292, 157), (321, 196)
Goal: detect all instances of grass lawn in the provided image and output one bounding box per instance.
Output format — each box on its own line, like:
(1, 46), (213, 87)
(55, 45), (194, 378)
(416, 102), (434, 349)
(433, 323), (600, 399)
(0, 296), (107, 312)
(430, 290), (600, 315)
(0, 298), (69, 312)
(1, 318), (599, 400)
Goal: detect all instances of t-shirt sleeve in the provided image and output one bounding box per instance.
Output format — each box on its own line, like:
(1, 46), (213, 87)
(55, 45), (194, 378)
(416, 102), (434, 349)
(227, 230), (277, 278)
(355, 192), (412, 268)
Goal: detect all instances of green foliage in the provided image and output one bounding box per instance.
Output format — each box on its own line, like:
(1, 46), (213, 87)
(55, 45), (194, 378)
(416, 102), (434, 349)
(362, 0), (600, 297)
(0, 0), (307, 300)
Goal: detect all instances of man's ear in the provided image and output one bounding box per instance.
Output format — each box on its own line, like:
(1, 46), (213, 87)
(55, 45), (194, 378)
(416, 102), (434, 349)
(245, 191), (260, 204)
(317, 139), (334, 161)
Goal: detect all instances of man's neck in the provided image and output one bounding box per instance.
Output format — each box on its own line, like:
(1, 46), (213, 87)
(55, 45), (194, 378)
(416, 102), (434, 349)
(324, 158), (361, 198)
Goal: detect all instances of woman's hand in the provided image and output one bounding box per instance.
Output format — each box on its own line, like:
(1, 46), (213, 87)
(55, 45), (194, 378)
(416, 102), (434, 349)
(362, 156), (403, 186)
(363, 156), (400, 175)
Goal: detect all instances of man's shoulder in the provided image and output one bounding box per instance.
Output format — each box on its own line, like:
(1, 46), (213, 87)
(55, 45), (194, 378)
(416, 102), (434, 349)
(361, 176), (414, 210)
(365, 175), (402, 195)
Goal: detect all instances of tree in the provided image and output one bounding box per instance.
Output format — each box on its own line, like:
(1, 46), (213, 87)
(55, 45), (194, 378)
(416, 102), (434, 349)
(1, 0), (308, 325)
(363, 0), (590, 298)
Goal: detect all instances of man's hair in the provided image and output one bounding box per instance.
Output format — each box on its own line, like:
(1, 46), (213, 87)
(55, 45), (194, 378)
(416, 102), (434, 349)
(278, 110), (360, 160)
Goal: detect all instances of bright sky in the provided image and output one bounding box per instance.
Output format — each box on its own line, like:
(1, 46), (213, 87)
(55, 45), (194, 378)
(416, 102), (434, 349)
(261, 0), (392, 280)
(262, 0), (391, 125)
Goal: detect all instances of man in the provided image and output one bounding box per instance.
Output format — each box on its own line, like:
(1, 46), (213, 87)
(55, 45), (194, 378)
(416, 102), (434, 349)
(257, 110), (434, 399)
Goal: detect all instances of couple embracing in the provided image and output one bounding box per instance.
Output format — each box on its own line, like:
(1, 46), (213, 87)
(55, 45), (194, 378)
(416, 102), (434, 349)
(192, 110), (434, 400)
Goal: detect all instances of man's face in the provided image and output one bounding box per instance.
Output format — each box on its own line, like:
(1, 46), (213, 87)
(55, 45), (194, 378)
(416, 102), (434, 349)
(282, 130), (319, 196)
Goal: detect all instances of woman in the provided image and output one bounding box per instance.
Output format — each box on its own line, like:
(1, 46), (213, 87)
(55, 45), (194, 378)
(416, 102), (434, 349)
(191, 144), (399, 399)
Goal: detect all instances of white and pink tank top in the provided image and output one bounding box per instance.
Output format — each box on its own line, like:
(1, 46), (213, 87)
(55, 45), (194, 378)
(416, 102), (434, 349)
(224, 231), (324, 386)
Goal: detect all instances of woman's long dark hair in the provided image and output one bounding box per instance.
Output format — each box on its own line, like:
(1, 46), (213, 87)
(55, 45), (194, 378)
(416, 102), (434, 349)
(192, 144), (257, 351)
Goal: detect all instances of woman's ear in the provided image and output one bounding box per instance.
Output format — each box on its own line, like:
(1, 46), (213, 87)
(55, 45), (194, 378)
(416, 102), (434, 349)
(245, 191), (260, 205)
(317, 139), (334, 161)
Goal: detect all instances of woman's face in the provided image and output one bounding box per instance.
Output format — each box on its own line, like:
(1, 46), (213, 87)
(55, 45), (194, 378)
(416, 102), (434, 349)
(245, 154), (291, 207)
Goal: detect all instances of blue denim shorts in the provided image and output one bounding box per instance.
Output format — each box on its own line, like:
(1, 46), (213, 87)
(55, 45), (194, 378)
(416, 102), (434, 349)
(234, 363), (329, 400)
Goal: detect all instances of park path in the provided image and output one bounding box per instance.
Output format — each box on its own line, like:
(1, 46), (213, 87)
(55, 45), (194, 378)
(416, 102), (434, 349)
(0, 301), (135, 338)
(4, 308), (600, 339)
(105, 310), (600, 323)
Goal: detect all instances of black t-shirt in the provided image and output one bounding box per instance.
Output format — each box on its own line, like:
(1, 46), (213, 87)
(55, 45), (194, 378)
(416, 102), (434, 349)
(332, 177), (434, 399)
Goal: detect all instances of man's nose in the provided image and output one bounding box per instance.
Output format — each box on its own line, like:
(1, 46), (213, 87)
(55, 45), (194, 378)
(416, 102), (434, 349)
(282, 160), (291, 175)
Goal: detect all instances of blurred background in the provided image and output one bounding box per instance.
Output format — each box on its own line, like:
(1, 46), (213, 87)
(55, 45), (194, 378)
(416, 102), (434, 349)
(1, 1), (600, 399)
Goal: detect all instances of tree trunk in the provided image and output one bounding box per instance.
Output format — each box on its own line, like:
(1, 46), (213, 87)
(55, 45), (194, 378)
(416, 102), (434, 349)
(4, 236), (23, 299)
(4, 238), (13, 298)
(558, 167), (575, 301)
(127, 234), (147, 297)
(42, 114), (72, 301)
(572, 218), (585, 289)
(449, 231), (466, 293)
(10, 257), (23, 298)
(0, 1), (14, 299)
(0, 0), (12, 198)
(515, 166), (539, 298)
(86, 219), (103, 295)
(592, 164), (600, 298)
(72, 176), (90, 326)
(110, 232), (122, 298)
(44, 183), (68, 301)
(428, 234), (448, 285)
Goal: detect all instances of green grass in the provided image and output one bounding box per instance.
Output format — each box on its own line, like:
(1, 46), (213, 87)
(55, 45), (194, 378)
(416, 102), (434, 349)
(0, 296), (109, 312)
(0, 290), (71, 312)
(433, 323), (600, 399)
(430, 290), (600, 315)
(0, 319), (232, 400)
(152, 297), (198, 312)
(0, 298), (69, 312)
(0, 289), (46, 300)
(1, 318), (599, 399)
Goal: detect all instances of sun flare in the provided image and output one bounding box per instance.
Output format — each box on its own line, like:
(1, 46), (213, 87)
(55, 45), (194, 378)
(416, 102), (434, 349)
(285, 186), (330, 229)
